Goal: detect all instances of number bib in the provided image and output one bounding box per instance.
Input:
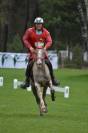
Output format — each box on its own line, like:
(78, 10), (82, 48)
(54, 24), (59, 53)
(35, 42), (44, 48)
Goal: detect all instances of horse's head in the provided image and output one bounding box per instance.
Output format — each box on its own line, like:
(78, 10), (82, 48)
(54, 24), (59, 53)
(35, 48), (45, 67)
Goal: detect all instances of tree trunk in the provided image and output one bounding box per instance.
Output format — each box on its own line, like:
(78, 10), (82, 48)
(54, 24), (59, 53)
(84, 0), (88, 60)
(77, 0), (88, 57)
(3, 23), (8, 52)
(0, 22), (3, 51)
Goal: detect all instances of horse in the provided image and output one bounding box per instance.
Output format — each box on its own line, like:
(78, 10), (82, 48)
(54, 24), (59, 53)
(30, 46), (55, 116)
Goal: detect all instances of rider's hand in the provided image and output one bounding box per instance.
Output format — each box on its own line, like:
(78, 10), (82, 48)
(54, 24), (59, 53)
(44, 46), (47, 50)
(44, 46), (48, 56)
(30, 47), (35, 53)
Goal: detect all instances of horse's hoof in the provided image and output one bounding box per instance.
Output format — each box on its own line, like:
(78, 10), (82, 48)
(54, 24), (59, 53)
(44, 107), (48, 113)
(41, 107), (47, 113)
(45, 109), (48, 113)
(40, 113), (43, 116)
(44, 110), (48, 113)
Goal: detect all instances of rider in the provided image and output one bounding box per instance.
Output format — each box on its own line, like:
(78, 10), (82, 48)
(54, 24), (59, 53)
(21, 17), (59, 89)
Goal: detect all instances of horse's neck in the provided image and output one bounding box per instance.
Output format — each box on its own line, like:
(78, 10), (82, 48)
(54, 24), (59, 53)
(36, 62), (45, 72)
(33, 61), (51, 83)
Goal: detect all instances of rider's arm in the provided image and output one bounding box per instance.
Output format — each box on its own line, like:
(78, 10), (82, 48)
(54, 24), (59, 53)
(23, 29), (33, 50)
(44, 32), (52, 50)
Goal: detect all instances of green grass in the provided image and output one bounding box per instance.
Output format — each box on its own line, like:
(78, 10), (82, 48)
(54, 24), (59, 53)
(0, 68), (88, 133)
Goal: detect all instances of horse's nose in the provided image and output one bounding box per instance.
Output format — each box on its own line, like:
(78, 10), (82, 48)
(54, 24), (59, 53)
(37, 59), (42, 65)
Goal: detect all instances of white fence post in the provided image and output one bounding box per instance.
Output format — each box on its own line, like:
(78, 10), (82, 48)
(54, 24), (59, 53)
(64, 86), (69, 98)
(0, 77), (3, 86)
(13, 79), (18, 89)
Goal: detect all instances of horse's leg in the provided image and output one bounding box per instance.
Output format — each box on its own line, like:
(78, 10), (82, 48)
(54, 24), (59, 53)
(43, 86), (48, 113)
(31, 85), (43, 115)
(35, 83), (46, 114)
(31, 85), (40, 105)
(49, 80), (55, 101)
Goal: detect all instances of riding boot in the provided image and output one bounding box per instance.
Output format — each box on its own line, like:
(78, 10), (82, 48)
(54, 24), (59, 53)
(20, 77), (30, 89)
(45, 60), (60, 86)
(20, 60), (34, 89)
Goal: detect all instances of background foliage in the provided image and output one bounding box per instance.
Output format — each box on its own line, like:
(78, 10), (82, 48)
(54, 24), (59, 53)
(0, 0), (88, 68)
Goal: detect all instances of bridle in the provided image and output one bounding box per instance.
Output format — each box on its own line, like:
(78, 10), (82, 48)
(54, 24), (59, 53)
(34, 48), (45, 65)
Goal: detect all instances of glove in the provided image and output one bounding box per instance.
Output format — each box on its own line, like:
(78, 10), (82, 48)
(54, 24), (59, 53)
(30, 47), (35, 53)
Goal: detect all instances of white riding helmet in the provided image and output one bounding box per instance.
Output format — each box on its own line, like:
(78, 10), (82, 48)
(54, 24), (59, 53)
(34, 17), (44, 24)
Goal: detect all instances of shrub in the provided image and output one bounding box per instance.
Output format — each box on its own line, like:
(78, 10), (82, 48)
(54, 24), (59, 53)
(72, 45), (83, 68)
(7, 34), (24, 52)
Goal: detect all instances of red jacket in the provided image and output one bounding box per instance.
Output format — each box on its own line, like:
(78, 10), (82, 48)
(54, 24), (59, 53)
(23, 27), (52, 59)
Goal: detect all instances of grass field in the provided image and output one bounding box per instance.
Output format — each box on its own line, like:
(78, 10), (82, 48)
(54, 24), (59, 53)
(0, 68), (88, 133)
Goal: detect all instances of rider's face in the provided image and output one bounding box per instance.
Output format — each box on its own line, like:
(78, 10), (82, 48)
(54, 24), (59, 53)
(35, 23), (43, 30)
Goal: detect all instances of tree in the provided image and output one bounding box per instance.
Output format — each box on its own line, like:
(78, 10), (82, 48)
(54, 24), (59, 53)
(39, 0), (81, 47)
(0, 0), (39, 52)
(0, 0), (88, 54)
(77, 0), (88, 53)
